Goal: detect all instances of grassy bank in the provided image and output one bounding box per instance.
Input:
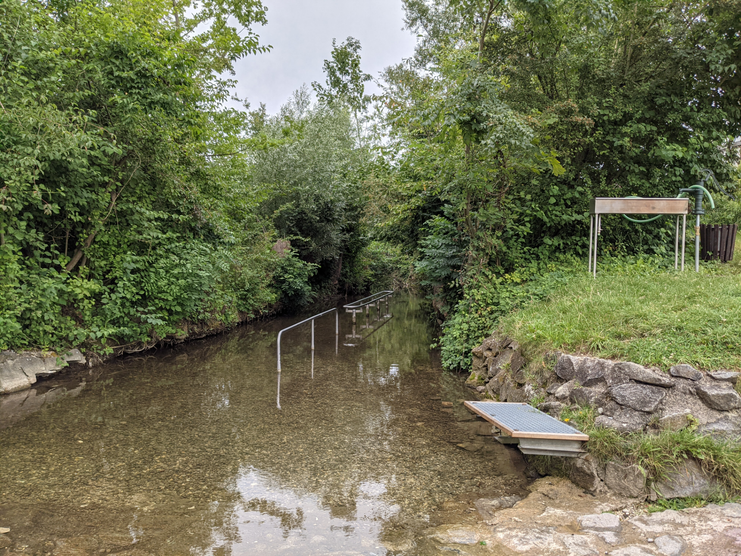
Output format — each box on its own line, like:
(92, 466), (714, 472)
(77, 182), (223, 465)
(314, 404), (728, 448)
(500, 260), (741, 371)
(560, 405), (741, 497)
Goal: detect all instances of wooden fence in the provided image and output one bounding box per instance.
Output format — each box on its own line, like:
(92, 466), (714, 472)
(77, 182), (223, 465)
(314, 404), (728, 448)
(699, 224), (737, 263)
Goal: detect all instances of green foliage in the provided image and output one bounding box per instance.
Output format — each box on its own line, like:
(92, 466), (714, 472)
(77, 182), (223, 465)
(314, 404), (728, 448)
(342, 241), (415, 293)
(312, 37), (372, 113)
(705, 197), (741, 226)
(0, 0), (279, 352)
(439, 262), (576, 370)
(647, 495), (740, 513)
(381, 0), (741, 370)
(273, 252), (318, 309)
(251, 89), (371, 300)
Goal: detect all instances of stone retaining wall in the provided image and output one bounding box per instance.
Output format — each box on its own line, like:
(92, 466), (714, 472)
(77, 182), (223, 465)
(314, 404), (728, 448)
(0, 349), (86, 395)
(468, 334), (741, 499)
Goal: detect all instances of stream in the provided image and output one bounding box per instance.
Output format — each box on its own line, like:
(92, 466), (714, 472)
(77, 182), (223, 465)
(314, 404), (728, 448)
(0, 295), (527, 555)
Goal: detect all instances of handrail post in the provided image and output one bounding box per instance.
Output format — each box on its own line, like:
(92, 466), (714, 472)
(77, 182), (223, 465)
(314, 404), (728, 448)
(311, 319), (315, 350)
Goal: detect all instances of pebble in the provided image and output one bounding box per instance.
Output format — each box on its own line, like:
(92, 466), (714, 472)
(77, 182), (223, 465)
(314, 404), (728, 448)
(0, 528), (9, 534)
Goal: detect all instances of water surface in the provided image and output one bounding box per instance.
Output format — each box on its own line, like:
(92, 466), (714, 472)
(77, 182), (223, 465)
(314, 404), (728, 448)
(0, 296), (526, 555)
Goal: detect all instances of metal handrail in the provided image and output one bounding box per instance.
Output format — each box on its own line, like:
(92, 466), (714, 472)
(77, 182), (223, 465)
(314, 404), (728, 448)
(343, 290), (393, 310)
(276, 308), (338, 373)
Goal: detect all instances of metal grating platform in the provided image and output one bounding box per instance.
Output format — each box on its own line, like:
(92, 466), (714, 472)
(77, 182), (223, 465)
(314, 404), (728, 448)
(464, 401), (589, 442)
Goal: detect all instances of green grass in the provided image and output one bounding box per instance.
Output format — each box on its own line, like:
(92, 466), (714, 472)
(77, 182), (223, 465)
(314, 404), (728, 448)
(647, 494), (740, 512)
(500, 263), (741, 371)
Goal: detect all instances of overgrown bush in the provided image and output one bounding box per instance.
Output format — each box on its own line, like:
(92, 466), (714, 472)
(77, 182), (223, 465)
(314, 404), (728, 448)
(439, 262), (576, 371)
(273, 251), (318, 310)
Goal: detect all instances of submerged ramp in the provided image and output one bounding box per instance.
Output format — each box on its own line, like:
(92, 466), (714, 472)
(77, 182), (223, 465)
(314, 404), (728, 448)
(464, 401), (588, 457)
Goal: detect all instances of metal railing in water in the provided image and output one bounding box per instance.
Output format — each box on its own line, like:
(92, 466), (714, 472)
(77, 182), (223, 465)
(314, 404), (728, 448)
(343, 290), (393, 323)
(275, 291), (393, 408)
(276, 307), (338, 373)
(276, 307), (338, 410)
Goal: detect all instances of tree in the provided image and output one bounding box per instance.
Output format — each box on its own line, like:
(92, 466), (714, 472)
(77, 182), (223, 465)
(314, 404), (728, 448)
(251, 88), (370, 298)
(0, 0), (277, 349)
(312, 37), (372, 143)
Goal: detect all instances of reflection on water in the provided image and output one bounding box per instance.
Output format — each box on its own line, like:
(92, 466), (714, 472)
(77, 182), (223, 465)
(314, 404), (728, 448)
(198, 467), (398, 555)
(0, 296), (526, 555)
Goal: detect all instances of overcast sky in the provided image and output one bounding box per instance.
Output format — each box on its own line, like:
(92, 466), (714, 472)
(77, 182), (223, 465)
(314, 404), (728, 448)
(230, 0), (418, 114)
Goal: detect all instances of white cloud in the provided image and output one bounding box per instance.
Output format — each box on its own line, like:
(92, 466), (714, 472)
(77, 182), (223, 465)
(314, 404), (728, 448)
(230, 0), (417, 113)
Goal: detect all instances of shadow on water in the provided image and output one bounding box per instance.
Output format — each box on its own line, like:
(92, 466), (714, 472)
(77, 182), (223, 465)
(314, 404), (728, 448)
(0, 295), (527, 555)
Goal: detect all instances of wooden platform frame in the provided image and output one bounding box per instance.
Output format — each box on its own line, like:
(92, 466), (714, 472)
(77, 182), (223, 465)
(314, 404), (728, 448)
(589, 197), (690, 277)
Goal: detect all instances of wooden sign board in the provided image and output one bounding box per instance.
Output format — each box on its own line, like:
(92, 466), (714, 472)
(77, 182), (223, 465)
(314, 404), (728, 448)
(591, 198), (690, 215)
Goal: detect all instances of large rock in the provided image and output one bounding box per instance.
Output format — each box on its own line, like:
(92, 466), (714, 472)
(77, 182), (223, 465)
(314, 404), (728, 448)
(575, 357), (615, 388)
(474, 495), (522, 519)
(604, 462), (646, 498)
(509, 351), (527, 382)
(658, 411), (692, 431)
(614, 361), (674, 388)
(489, 349), (514, 377)
(569, 455), (603, 492)
(468, 354), (488, 385)
(578, 513), (621, 532)
(555, 353), (579, 381)
(510, 383), (533, 403)
(15, 355), (44, 383)
(38, 356), (62, 378)
(539, 401), (564, 416)
(571, 386), (607, 407)
(546, 382), (561, 394)
(659, 389), (729, 428)
(486, 372), (504, 397)
(653, 535), (687, 556)
(697, 415), (741, 440)
(669, 364), (702, 381)
(595, 410), (651, 433)
(610, 383), (667, 413)
(554, 380), (575, 401)
(500, 377), (531, 403)
(0, 361), (33, 394)
(654, 459), (719, 499)
(481, 335), (504, 355)
(708, 371), (740, 384)
(695, 383), (741, 411)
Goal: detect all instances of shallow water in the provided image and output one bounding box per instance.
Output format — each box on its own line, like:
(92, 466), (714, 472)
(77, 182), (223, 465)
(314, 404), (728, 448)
(0, 296), (526, 555)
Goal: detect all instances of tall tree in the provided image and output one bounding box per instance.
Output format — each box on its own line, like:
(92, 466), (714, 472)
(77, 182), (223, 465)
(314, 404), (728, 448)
(312, 37), (372, 143)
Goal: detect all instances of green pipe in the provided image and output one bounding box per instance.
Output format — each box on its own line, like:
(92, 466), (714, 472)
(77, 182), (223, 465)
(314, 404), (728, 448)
(621, 185), (715, 223)
(685, 184), (715, 209)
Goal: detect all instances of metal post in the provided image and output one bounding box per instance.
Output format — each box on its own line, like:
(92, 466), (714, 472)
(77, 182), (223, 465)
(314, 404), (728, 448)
(681, 214), (687, 271)
(588, 214), (594, 273)
(695, 214), (701, 273)
(276, 370), (281, 409)
(675, 216), (680, 270)
(311, 348), (314, 379)
(592, 215), (599, 278)
(311, 319), (315, 350)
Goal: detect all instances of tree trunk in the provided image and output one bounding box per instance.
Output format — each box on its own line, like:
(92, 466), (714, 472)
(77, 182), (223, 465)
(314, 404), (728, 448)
(65, 230), (97, 272)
